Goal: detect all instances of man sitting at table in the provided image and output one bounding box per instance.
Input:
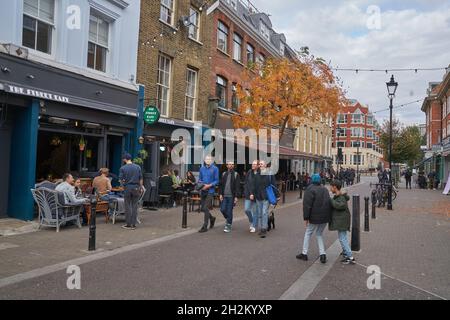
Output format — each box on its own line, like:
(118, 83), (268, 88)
(159, 170), (175, 207)
(93, 168), (120, 217)
(56, 174), (89, 224)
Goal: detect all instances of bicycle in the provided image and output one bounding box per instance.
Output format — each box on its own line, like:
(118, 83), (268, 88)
(370, 183), (397, 207)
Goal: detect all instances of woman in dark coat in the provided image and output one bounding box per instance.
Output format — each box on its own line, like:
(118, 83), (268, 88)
(329, 180), (355, 265)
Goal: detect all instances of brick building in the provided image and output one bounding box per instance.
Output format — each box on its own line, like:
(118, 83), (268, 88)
(137, 0), (213, 178)
(421, 67), (450, 189)
(207, 0), (304, 174)
(332, 100), (384, 172)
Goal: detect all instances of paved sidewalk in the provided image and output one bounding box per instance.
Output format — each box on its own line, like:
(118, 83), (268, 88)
(0, 190), (303, 279)
(307, 182), (450, 300)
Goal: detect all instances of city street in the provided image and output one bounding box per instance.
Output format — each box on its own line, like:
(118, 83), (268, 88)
(0, 178), (448, 300)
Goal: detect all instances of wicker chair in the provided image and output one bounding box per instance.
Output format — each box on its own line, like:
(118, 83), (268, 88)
(31, 188), (83, 232)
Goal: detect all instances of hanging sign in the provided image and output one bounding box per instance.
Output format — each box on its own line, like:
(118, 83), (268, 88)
(144, 106), (160, 125)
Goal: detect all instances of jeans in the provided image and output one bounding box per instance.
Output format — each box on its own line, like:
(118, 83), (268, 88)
(124, 186), (140, 226)
(201, 193), (214, 228)
(405, 178), (411, 189)
(302, 223), (327, 255)
(244, 199), (255, 227)
(220, 196), (234, 225)
(255, 200), (269, 231)
(338, 231), (352, 258)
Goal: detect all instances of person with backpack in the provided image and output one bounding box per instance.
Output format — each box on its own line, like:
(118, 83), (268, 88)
(252, 160), (279, 238)
(219, 161), (241, 233)
(329, 180), (356, 265)
(297, 173), (331, 263)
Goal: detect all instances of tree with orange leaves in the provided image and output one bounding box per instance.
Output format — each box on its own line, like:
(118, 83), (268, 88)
(232, 50), (346, 139)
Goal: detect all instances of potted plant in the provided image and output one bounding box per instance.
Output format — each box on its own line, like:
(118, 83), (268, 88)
(79, 136), (86, 151)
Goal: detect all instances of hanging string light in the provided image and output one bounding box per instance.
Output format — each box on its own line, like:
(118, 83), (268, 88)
(332, 67), (448, 73)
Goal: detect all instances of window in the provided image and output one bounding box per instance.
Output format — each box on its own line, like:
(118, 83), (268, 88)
(367, 142), (373, 149)
(157, 54), (172, 117)
(185, 68), (197, 121)
(309, 127), (313, 153)
(337, 114), (347, 124)
(233, 33), (242, 62)
(160, 0), (174, 25)
(226, 0), (237, 10)
(367, 129), (373, 138)
(22, 0), (54, 54)
(352, 113), (364, 124)
(246, 43), (255, 64)
(188, 8), (200, 41)
(352, 127), (364, 137)
(351, 141), (364, 148)
(336, 127), (347, 137)
(303, 125), (307, 152)
(315, 130), (319, 154)
(280, 42), (285, 56)
(216, 76), (228, 108)
(260, 22), (270, 41)
(232, 83), (239, 111)
(337, 141), (345, 148)
(217, 21), (229, 53)
(367, 115), (373, 125)
(353, 155), (362, 165)
(87, 12), (109, 72)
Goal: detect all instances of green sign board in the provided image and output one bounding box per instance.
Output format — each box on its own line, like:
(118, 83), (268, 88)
(144, 106), (160, 125)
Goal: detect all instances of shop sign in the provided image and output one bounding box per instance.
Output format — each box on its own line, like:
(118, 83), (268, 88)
(4, 84), (70, 103)
(144, 106), (160, 125)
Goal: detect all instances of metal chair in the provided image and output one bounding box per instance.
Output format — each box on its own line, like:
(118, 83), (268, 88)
(111, 186), (146, 225)
(31, 188), (82, 232)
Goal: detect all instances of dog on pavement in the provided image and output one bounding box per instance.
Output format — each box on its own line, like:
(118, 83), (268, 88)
(267, 210), (275, 231)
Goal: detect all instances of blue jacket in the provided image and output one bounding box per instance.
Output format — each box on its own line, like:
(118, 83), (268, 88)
(199, 164), (219, 194)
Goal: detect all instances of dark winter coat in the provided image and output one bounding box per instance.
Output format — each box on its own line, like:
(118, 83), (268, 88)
(253, 170), (279, 201)
(243, 169), (256, 200)
(329, 193), (351, 231)
(303, 183), (331, 224)
(219, 170), (241, 198)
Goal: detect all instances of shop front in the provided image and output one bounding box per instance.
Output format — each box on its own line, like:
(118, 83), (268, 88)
(0, 53), (142, 220)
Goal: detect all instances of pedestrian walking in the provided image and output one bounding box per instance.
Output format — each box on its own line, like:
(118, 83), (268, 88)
(244, 160), (259, 233)
(404, 169), (412, 189)
(198, 155), (219, 233)
(119, 153), (143, 230)
(297, 174), (331, 263)
(329, 180), (356, 265)
(252, 160), (278, 238)
(219, 161), (241, 233)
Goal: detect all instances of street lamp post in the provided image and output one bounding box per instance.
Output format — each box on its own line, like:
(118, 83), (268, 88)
(356, 138), (360, 184)
(386, 75), (398, 211)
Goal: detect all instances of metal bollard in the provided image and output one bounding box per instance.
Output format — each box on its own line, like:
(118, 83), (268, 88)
(364, 196), (370, 232)
(182, 192), (188, 229)
(88, 196), (97, 251)
(371, 190), (376, 219)
(298, 184), (303, 199)
(351, 195), (360, 252)
(282, 182), (286, 204)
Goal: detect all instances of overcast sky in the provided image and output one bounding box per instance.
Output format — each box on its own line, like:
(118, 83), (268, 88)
(250, 0), (450, 126)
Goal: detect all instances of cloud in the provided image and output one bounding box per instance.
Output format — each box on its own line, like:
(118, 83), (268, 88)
(250, 0), (450, 125)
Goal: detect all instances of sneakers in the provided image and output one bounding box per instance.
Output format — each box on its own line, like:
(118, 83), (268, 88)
(198, 226), (208, 233)
(209, 216), (216, 229)
(341, 257), (356, 265)
(224, 224), (231, 233)
(320, 254), (327, 264)
(296, 253), (308, 261)
(249, 226), (256, 233)
(121, 225), (135, 230)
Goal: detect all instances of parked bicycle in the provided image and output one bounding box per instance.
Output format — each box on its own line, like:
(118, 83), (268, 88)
(370, 182), (397, 207)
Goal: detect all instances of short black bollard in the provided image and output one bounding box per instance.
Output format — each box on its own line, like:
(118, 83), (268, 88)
(351, 195), (360, 252)
(88, 196), (97, 251)
(364, 196), (370, 232)
(282, 182), (286, 204)
(182, 192), (188, 229)
(371, 190), (376, 219)
(298, 184), (303, 199)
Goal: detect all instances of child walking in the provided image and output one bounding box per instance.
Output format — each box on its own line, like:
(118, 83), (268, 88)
(329, 180), (356, 265)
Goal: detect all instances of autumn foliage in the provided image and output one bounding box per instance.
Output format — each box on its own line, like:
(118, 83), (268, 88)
(232, 54), (346, 138)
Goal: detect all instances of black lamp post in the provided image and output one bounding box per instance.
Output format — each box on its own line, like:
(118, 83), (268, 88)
(386, 75), (398, 211)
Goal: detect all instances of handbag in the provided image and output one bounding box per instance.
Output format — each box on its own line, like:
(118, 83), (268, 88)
(266, 184), (278, 205)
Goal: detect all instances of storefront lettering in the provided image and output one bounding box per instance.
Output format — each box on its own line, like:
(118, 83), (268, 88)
(6, 85), (70, 103)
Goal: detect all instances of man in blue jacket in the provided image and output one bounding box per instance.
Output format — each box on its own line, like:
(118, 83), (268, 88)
(198, 155), (219, 233)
